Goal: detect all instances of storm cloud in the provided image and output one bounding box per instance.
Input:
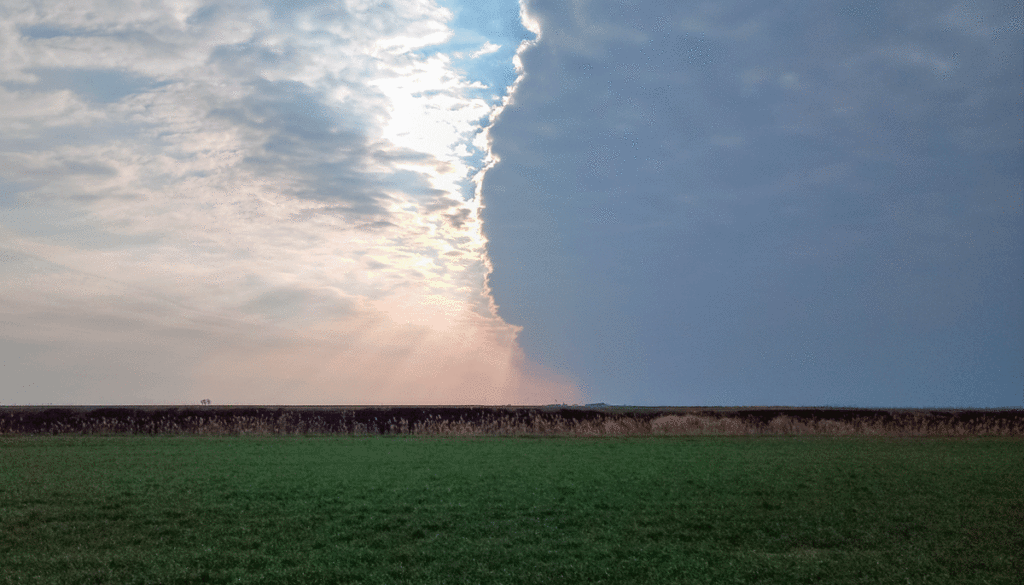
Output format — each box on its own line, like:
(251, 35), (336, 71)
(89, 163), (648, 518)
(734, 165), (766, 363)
(480, 0), (1022, 407)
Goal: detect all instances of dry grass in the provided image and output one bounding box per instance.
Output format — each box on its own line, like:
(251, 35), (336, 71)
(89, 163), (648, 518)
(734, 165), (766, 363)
(1, 409), (1021, 437)
(651, 414), (753, 435)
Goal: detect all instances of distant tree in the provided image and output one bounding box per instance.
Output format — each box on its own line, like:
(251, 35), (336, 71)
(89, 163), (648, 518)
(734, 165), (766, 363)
(201, 399), (211, 406)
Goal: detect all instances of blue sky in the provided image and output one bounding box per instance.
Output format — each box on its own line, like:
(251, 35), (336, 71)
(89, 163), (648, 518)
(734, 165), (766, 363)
(1, 1), (1020, 407)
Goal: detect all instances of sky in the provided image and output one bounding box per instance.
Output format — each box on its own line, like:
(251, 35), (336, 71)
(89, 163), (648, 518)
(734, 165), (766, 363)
(0, 1), (1020, 408)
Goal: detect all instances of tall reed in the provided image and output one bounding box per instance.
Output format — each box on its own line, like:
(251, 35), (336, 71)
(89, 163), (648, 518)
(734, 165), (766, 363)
(1, 409), (1021, 437)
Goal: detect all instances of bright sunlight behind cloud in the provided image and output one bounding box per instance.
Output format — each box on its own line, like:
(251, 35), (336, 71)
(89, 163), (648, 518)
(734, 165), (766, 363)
(0, 0), (582, 405)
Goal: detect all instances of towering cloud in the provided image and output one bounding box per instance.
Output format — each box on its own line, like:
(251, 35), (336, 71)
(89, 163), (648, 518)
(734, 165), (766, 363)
(480, 0), (1022, 407)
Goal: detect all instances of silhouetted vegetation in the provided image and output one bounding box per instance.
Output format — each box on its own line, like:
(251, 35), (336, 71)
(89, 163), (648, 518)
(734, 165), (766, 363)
(1, 405), (1020, 436)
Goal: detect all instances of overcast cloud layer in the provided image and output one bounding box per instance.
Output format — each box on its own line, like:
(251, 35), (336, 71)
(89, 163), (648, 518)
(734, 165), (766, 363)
(0, 0), (581, 405)
(481, 0), (1022, 407)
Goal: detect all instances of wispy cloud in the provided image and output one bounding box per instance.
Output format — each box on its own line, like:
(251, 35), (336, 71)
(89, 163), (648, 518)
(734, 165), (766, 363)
(0, 0), (581, 405)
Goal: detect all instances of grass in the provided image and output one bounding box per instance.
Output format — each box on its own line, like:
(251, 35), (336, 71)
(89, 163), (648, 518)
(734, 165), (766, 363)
(1, 435), (1021, 584)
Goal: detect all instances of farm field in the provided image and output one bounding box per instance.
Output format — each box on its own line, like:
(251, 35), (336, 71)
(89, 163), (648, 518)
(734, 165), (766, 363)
(1, 435), (1021, 585)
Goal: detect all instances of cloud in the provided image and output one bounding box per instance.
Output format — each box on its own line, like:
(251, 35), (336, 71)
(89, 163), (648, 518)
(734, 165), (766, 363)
(471, 41), (501, 58)
(479, 0), (1022, 407)
(0, 0), (582, 405)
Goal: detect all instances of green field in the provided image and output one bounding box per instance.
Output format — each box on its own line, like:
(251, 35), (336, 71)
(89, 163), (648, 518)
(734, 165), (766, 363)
(1, 436), (1021, 584)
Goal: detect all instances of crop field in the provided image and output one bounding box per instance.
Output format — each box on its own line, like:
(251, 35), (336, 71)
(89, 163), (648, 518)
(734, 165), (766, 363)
(1, 434), (1021, 584)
